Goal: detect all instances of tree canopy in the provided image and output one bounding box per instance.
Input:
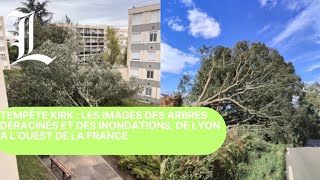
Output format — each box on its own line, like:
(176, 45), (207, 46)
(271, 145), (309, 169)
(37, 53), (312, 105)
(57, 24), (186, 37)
(16, 0), (53, 25)
(8, 19), (71, 63)
(104, 27), (121, 65)
(306, 82), (320, 114)
(6, 36), (141, 107)
(178, 41), (318, 144)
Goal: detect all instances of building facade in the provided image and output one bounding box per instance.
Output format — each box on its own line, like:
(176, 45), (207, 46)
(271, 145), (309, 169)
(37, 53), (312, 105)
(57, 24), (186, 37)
(62, 24), (128, 63)
(0, 16), (10, 70)
(127, 3), (161, 104)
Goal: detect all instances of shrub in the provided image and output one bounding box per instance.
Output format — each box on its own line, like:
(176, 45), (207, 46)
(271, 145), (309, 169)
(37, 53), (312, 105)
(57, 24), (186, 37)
(118, 156), (160, 180)
(161, 133), (285, 180)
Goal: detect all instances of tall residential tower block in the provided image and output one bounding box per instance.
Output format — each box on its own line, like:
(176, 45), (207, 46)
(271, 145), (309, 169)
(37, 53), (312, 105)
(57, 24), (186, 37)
(127, 3), (161, 104)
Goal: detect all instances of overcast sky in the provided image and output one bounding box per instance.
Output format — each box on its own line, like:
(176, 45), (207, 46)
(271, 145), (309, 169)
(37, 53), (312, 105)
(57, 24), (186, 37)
(0, 0), (159, 33)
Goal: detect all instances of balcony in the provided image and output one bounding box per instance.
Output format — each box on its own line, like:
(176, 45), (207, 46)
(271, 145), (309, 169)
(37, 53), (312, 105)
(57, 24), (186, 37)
(98, 34), (104, 37)
(98, 43), (104, 46)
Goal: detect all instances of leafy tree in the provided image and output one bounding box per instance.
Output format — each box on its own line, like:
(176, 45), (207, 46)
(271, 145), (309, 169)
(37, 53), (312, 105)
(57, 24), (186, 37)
(120, 46), (128, 66)
(178, 41), (316, 144)
(7, 19), (70, 63)
(304, 83), (320, 137)
(7, 42), (18, 63)
(64, 15), (72, 24)
(6, 36), (142, 107)
(33, 20), (71, 49)
(16, 0), (53, 25)
(104, 27), (121, 65)
(305, 82), (320, 114)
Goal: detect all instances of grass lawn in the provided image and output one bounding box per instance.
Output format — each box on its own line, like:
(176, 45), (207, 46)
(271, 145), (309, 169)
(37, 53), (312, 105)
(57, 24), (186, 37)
(17, 156), (55, 180)
(3, 69), (22, 77)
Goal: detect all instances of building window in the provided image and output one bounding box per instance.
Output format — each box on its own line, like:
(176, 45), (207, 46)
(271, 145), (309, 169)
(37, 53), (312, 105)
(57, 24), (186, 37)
(132, 51), (140, 61)
(145, 87), (152, 96)
(149, 32), (157, 42)
(132, 33), (141, 44)
(148, 51), (156, 61)
(130, 68), (139, 78)
(147, 70), (154, 79)
(132, 13), (143, 25)
(149, 10), (160, 23)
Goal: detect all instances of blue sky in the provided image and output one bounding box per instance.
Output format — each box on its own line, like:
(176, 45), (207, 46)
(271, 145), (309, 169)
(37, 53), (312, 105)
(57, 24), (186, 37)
(161, 0), (320, 94)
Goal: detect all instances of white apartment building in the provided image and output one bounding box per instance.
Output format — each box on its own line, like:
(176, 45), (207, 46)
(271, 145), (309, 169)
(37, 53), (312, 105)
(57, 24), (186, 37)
(0, 16), (10, 70)
(61, 24), (128, 63)
(127, 3), (161, 104)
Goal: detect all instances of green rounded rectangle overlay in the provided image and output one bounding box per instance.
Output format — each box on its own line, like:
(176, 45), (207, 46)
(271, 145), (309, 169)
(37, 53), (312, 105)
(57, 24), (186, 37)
(0, 107), (226, 155)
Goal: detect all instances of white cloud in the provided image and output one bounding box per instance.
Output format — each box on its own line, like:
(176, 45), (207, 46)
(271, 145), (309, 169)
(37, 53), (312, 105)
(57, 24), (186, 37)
(180, 0), (195, 7)
(307, 63), (320, 72)
(161, 43), (200, 74)
(258, 0), (313, 10)
(259, 0), (277, 7)
(290, 50), (320, 62)
(0, 0), (161, 32)
(281, 0), (312, 11)
(257, 24), (271, 35)
(187, 8), (221, 39)
(188, 46), (198, 54)
(167, 17), (186, 32)
(271, 1), (320, 46)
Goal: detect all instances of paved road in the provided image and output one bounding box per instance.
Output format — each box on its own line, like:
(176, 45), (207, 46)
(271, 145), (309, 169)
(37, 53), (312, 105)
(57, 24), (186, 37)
(286, 140), (320, 180)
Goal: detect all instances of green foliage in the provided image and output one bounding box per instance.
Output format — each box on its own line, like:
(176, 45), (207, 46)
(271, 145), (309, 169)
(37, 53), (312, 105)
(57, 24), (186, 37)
(161, 133), (285, 180)
(8, 20), (71, 63)
(117, 156), (160, 180)
(121, 46), (128, 66)
(33, 20), (71, 49)
(17, 156), (55, 180)
(104, 27), (121, 65)
(7, 42), (18, 63)
(305, 83), (320, 114)
(6, 36), (142, 107)
(65, 15), (72, 24)
(236, 135), (285, 180)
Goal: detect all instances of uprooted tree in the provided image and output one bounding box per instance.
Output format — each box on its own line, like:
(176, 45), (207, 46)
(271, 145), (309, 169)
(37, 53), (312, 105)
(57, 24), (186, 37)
(6, 35), (141, 107)
(178, 41), (318, 144)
